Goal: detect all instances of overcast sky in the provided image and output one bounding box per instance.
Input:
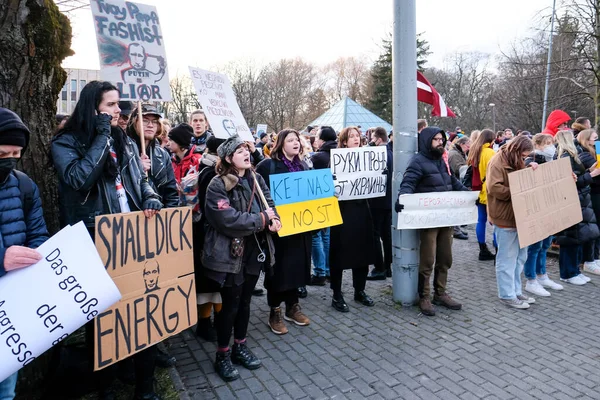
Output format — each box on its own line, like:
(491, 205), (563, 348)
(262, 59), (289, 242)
(64, 0), (554, 75)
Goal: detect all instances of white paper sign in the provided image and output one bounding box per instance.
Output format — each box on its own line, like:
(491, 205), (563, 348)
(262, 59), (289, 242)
(90, 0), (172, 101)
(256, 124), (268, 136)
(188, 67), (253, 142)
(330, 147), (388, 201)
(397, 191), (480, 229)
(0, 222), (121, 382)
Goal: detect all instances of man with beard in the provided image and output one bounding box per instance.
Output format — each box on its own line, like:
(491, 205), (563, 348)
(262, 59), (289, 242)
(396, 127), (468, 317)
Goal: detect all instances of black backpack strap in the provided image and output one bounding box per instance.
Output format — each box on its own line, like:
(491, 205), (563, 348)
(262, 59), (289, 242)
(13, 170), (34, 218)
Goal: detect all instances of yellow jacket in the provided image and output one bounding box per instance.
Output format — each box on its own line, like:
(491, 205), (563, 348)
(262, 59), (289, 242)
(478, 143), (495, 205)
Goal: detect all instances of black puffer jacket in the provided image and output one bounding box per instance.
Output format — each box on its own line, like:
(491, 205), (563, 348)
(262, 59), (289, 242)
(555, 151), (600, 245)
(311, 140), (337, 170)
(399, 127), (467, 195)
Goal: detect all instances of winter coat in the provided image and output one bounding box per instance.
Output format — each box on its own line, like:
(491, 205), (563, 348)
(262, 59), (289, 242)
(448, 144), (466, 179)
(542, 110), (570, 137)
(146, 142), (179, 208)
(256, 158), (312, 291)
(399, 127), (468, 195)
(52, 125), (162, 228)
(192, 131), (213, 154)
(476, 143), (496, 205)
(574, 141), (600, 195)
(368, 142), (393, 210)
(311, 140), (337, 170)
(555, 151), (600, 245)
(202, 171), (276, 274)
(486, 152), (517, 228)
(0, 173), (49, 277)
(172, 145), (202, 183)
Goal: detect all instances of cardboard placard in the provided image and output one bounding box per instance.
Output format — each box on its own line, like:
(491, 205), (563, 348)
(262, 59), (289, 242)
(330, 147), (388, 201)
(188, 67), (253, 142)
(90, 0), (172, 101)
(94, 207), (195, 370)
(0, 222), (121, 383)
(397, 191), (479, 229)
(508, 157), (582, 248)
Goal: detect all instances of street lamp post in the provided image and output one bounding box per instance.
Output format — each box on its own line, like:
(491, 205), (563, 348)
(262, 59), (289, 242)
(572, 110), (577, 120)
(489, 103), (496, 132)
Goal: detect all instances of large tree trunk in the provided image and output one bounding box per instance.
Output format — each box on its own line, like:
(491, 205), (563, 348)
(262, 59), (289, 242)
(0, 0), (72, 235)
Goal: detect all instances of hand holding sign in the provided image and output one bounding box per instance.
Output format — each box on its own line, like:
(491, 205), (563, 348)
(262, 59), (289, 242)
(4, 246), (43, 271)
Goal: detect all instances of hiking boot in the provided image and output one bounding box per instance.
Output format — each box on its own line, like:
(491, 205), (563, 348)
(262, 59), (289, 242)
(332, 293), (350, 312)
(308, 275), (327, 286)
(453, 230), (468, 240)
(214, 350), (239, 382)
(231, 342), (262, 370)
(268, 307), (288, 335)
(354, 290), (375, 306)
(432, 293), (462, 310)
(479, 243), (495, 261)
(284, 303), (310, 326)
(366, 270), (387, 281)
(195, 317), (217, 342)
(419, 297), (436, 316)
(297, 286), (308, 298)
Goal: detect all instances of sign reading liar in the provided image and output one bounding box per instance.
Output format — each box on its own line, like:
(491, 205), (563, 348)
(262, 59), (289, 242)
(269, 170), (342, 237)
(508, 157), (582, 248)
(94, 207), (196, 370)
(397, 191), (480, 229)
(90, 0), (171, 101)
(0, 222), (121, 383)
(188, 67), (253, 142)
(330, 147), (387, 201)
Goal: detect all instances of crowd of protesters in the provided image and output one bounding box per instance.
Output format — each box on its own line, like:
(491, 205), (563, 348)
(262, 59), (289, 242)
(1, 80), (600, 397)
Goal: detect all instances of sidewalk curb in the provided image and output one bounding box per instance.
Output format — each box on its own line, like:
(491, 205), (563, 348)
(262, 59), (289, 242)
(168, 365), (190, 400)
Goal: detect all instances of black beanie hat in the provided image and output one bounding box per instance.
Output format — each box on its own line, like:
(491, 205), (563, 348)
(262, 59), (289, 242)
(168, 123), (193, 148)
(206, 136), (226, 154)
(0, 108), (30, 152)
(318, 126), (336, 142)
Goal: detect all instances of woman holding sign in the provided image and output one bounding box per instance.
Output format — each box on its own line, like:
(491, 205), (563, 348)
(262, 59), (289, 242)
(256, 129), (312, 335)
(203, 135), (281, 382)
(329, 126), (376, 312)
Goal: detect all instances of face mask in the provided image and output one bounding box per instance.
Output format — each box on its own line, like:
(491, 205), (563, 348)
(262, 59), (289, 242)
(0, 158), (18, 182)
(542, 145), (556, 159)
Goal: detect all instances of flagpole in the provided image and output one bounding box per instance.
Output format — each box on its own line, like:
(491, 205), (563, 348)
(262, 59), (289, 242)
(391, 0), (419, 306)
(541, 0), (557, 129)
(137, 101), (146, 156)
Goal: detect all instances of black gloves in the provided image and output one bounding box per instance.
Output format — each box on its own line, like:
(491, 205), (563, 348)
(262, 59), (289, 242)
(143, 198), (163, 211)
(95, 113), (113, 137)
(395, 200), (404, 213)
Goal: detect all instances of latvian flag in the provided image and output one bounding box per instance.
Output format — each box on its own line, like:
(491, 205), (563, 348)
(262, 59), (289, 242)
(417, 71), (456, 118)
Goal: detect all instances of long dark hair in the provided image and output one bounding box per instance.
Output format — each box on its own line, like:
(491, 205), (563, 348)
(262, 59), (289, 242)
(499, 135), (533, 171)
(270, 129), (303, 161)
(466, 128), (495, 167)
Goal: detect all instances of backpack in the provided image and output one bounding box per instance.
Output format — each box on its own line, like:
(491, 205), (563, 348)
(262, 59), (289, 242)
(13, 170), (34, 217)
(461, 164), (484, 191)
(461, 165), (473, 189)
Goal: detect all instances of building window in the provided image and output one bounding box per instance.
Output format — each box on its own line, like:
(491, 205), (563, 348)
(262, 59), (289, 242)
(80, 80), (86, 90)
(61, 82), (68, 101)
(71, 79), (77, 102)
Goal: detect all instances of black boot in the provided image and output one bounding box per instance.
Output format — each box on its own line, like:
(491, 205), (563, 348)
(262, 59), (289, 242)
(479, 243), (495, 261)
(195, 317), (217, 342)
(297, 286), (308, 298)
(214, 350), (240, 382)
(155, 346), (176, 368)
(332, 292), (349, 312)
(366, 270), (387, 281)
(354, 290), (375, 306)
(231, 342), (262, 370)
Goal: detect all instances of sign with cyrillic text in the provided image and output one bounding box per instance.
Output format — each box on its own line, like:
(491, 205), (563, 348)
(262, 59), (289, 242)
(397, 191), (479, 229)
(0, 222), (121, 383)
(188, 67), (253, 142)
(330, 147), (387, 201)
(90, 0), (171, 101)
(94, 207), (195, 370)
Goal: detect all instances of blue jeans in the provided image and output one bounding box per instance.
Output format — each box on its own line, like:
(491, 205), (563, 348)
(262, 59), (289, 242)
(0, 373), (17, 400)
(559, 244), (581, 280)
(523, 236), (552, 280)
(477, 204), (497, 247)
(495, 226), (528, 299)
(311, 228), (330, 277)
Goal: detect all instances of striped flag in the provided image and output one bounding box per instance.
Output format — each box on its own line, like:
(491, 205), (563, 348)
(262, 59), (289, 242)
(417, 71), (456, 118)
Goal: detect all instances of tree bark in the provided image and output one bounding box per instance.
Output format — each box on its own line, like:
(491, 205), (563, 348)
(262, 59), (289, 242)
(0, 0), (72, 235)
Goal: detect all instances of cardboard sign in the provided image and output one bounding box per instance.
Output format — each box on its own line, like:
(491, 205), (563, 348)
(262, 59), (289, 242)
(330, 147), (388, 201)
(90, 0), (172, 101)
(94, 207), (195, 370)
(508, 157), (582, 248)
(256, 124), (268, 137)
(269, 170), (342, 236)
(0, 222), (121, 383)
(397, 191), (479, 229)
(188, 67), (253, 142)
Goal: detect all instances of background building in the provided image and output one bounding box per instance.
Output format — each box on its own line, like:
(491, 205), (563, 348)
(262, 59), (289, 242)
(56, 68), (100, 115)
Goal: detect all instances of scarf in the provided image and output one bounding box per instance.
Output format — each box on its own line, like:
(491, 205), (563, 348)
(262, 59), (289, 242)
(282, 155), (304, 172)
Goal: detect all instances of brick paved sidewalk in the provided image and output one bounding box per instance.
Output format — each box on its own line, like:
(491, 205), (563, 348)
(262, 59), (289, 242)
(167, 228), (600, 399)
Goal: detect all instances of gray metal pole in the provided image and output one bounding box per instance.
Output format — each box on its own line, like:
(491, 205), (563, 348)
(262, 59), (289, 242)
(391, 0), (418, 306)
(541, 0), (557, 128)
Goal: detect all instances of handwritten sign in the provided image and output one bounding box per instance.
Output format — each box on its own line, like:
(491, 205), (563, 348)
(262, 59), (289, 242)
(90, 0), (171, 101)
(0, 222), (121, 383)
(256, 124), (268, 137)
(595, 142), (600, 166)
(508, 157), (582, 248)
(397, 191), (479, 229)
(330, 147), (387, 201)
(269, 170), (342, 236)
(188, 67), (253, 142)
(94, 207), (195, 370)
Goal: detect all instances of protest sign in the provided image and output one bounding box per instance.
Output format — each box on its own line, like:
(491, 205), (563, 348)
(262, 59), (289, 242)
(94, 207), (195, 370)
(90, 0), (171, 101)
(595, 142), (600, 165)
(0, 222), (121, 383)
(270, 170), (342, 236)
(330, 147), (388, 201)
(188, 67), (253, 142)
(256, 124), (268, 137)
(397, 191), (479, 229)
(508, 157), (582, 248)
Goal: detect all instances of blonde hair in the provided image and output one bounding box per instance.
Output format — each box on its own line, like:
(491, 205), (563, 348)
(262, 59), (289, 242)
(532, 133), (553, 148)
(577, 129), (597, 155)
(470, 130), (481, 143)
(556, 130), (581, 165)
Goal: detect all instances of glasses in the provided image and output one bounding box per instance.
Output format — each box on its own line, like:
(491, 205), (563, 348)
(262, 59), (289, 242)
(142, 119), (159, 127)
(119, 114), (129, 121)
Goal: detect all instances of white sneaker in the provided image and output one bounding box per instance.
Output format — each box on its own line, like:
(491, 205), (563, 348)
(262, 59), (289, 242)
(583, 262), (600, 275)
(560, 275), (587, 285)
(538, 275), (563, 290)
(500, 298), (530, 309)
(517, 294), (536, 303)
(525, 280), (551, 297)
(578, 273), (591, 282)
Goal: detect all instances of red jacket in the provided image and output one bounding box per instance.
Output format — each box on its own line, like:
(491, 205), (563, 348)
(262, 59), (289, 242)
(172, 145), (202, 182)
(172, 146), (202, 213)
(542, 110), (570, 137)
